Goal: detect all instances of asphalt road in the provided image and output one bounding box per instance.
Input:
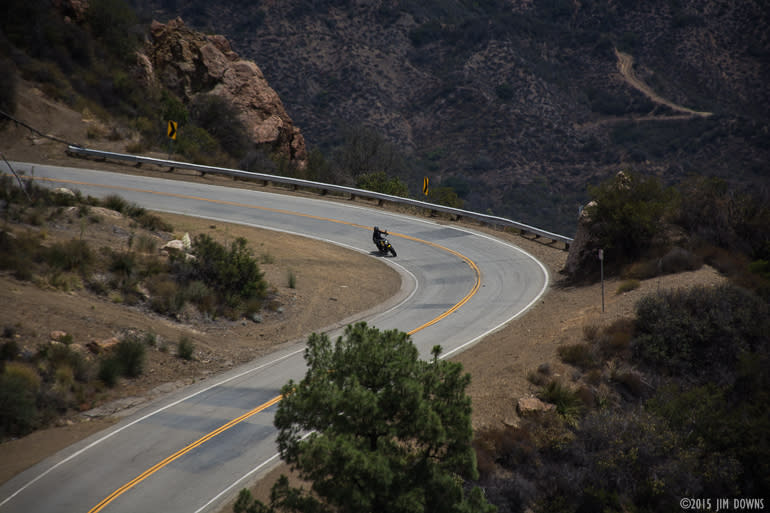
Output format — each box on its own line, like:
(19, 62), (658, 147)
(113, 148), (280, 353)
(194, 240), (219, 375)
(0, 163), (549, 513)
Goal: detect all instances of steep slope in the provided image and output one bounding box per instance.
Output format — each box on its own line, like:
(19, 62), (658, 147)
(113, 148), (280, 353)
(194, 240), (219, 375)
(135, 0), (770, 236)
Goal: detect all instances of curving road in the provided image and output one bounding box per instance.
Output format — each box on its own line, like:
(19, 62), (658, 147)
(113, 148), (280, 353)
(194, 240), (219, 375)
(0, 163), (549, 513)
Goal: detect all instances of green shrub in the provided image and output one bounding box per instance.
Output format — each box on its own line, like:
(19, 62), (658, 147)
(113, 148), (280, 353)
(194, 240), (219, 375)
(177, 336), (194, 361)
(98, 356), (121, 387)
(184, 280), (215, 315)
(134, 212), (173, 232)
(660, 247), (702, 274)
(114, 336), (146, 378)
(586, 171), (677, 264)
(176, 235), (267, 315)
(108, 249), (136, 280)
(632, 284), (769, 380)
(1, 340), (19, 361)
(47, 239), (93, 274)
(495, 82), (514, 101)
(428, 186), (464, 209)
(0, 362), (41, 437)
(539, 380), (584, 426)
(356, 171), (409, 197)
(42, 341), (91, 382)
(102, 194), (129, 214)
(676, 176), (770, 259)
(175, 125), (222, 165)
(189, 94), (251, 159)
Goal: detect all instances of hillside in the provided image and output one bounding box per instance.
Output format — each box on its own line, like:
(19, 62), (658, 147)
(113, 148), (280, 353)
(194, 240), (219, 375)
(2, 3), (768, 510)
(134, 0), (770, 235)
(0, 83), (730, 493)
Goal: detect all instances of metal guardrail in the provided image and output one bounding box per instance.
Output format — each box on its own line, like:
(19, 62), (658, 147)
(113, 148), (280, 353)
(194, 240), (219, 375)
(66, 145), (573, 248)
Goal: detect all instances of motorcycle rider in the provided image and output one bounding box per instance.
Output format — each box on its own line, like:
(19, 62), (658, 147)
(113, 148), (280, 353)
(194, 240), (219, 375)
(372, 226), (387, 250)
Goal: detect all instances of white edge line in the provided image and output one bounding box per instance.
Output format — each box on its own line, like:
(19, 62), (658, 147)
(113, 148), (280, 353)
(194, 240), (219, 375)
(0, 213), (420, 510)
(194, 228), (550, 513)
(191, 429), (311, 513)
(151, 211), (421, 322)
(192, 453), (281, 513)
(3, 172), (548, 512)
(440, 229), (550, 359)
(0, 349), (303, 508)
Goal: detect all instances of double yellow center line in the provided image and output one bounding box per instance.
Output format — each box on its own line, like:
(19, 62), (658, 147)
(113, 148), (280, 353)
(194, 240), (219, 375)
(34, 177), (481, 513)
(88, 396), (282, 513)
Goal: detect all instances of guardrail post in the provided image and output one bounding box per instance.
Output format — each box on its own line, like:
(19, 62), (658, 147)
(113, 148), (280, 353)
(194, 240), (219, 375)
(63, 145), (574, 249)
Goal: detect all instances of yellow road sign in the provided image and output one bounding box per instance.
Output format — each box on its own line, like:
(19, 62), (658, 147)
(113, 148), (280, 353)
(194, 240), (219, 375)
(423, 176), (429, 196)
(167, 120), (177, 140)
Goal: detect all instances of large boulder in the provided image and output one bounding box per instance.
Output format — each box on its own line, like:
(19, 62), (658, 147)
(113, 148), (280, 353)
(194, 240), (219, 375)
(562, 200), (601, 282)
(516, 396), (556, 417)
(137, 18), (307, 166)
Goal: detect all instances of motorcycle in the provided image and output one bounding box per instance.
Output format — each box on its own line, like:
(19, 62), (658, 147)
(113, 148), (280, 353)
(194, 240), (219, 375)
(374, 237), (397, 257)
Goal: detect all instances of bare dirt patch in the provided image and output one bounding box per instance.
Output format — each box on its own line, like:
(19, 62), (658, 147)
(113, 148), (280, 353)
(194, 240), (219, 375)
(614, 48), (712, 117)
(0, 208), (400, 484)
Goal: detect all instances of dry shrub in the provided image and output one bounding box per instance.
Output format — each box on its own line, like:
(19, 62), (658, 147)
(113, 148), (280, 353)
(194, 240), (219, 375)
(527, 367), (550, 387)
(598, 318), (634, 358)
(696, 244), (748, 277)
(558, 343), (596, 369)
(622, 259), (659, 280)
(611, 368), (648, 398)
(616, 279), (639, 294)
(660, 246), (702, 273)
(585, 368), (603, 386)
(582, 323), (600, 342)
(148, 278), (184, 315)
(475, 424), (539, 474)
(134, 233), (158, 254)
(576, 385), (595, 409)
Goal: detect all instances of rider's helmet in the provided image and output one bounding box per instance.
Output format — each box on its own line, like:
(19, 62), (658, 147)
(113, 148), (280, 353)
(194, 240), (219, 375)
(374, 226), (379, 231)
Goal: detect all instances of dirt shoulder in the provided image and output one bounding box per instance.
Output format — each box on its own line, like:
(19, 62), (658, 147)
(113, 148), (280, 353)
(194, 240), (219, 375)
(0, 210), (401, 484)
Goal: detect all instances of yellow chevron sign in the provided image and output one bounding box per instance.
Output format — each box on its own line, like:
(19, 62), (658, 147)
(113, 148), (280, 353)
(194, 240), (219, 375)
(167, 120), (177, 140)
(423, 176), (429, 196)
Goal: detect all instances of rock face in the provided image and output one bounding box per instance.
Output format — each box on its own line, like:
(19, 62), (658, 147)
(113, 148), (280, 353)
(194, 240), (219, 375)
(138, 18), (306, 166)
(562, 200), (600, 282)
(516, 397), (556, 417)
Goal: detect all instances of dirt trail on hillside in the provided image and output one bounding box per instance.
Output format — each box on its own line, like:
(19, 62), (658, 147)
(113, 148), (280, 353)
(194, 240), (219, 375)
(614, 48), (712, 117)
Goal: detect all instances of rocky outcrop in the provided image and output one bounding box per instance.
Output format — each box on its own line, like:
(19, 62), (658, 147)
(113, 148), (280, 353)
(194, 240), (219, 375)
(137, 18), (306, 166)
(562, 200), (600, 282)
(516, 396), (556, 417)
(53, 0), (88, 23)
